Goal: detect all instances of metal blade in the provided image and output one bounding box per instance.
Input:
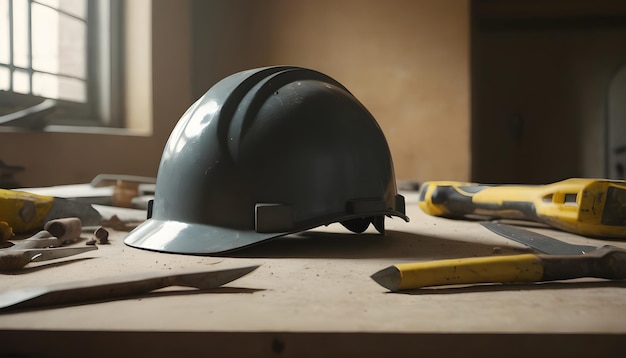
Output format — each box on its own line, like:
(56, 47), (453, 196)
(47, 197), (102, 226)
(167, 265), (259, 290)
(481, 222), (598, 255)
(28, 246), (99, 262)
(371, 266), (401, 291)
(0, 265), (259, 311)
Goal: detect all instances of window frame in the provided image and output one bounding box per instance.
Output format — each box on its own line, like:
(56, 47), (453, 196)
(0, 0), (124, 128)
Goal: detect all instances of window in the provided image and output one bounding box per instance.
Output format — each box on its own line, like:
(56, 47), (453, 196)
(0, 0), (122, 128)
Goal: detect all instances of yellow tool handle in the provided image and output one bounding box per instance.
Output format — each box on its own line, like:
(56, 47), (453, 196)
(371, 246), (626, 291)
(394, 254), (544, 290)
(0, 189), (54, 233)
(417, 180), (541, 221)
(417, 178), (626, 239)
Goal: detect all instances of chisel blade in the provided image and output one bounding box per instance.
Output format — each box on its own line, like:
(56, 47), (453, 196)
(29, 245), (99, 262)
(481, 222), (598, 255)
(46, 196), (102, 226)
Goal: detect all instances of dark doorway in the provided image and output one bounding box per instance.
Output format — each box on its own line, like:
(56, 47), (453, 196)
(471, 0), (626, 183)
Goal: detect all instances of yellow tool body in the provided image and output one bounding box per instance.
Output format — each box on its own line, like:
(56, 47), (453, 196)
(371, 245), (626, 291)
(394, 254), (543, 290)
(0, 189), (54, 234)
(417, 178), (626, 239)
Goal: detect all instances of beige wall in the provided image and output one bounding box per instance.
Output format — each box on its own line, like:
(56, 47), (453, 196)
(191, 0), (471, 182)
(1, 0), (471, 187)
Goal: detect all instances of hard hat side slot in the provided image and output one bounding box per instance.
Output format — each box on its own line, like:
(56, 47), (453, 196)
(255, 203), (294, 233)
(395, 194), (407, 217)
(346, 199), (387, 214)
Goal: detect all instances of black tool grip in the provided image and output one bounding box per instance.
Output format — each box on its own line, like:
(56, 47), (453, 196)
(426, 184), (537, 221)
(540, 246), (626, 281)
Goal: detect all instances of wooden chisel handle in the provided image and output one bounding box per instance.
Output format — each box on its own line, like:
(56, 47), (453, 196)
(0, 251), (37, 271)
(10, 230), (60, 250)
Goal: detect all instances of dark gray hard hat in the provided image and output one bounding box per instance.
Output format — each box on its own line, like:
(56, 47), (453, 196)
(124, 66), (408, 254)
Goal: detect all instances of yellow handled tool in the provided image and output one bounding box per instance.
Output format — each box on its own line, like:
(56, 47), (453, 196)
(373, 254), (542, 291)
(371, 221), (626, 291)
(417, 178), (626, 239)
(371, 245), (626, 291)
(0, 189), (101, 234)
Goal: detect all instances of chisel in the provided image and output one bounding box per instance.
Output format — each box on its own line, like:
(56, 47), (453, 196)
(371, 223), (626, 291)
(417, 178), (626, 239)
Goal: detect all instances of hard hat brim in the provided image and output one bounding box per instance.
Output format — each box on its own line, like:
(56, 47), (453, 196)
(124, 218), (282, 255)
(124, 209), (409, 255)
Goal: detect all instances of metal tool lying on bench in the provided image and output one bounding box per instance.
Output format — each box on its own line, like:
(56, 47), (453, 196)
(0, 265), (259, 312)
(0, 228), (98, 271)
(371, 223), (626, 291)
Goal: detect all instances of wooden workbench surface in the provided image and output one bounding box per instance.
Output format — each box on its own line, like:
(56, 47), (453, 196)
(1, 192), (625, 357)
